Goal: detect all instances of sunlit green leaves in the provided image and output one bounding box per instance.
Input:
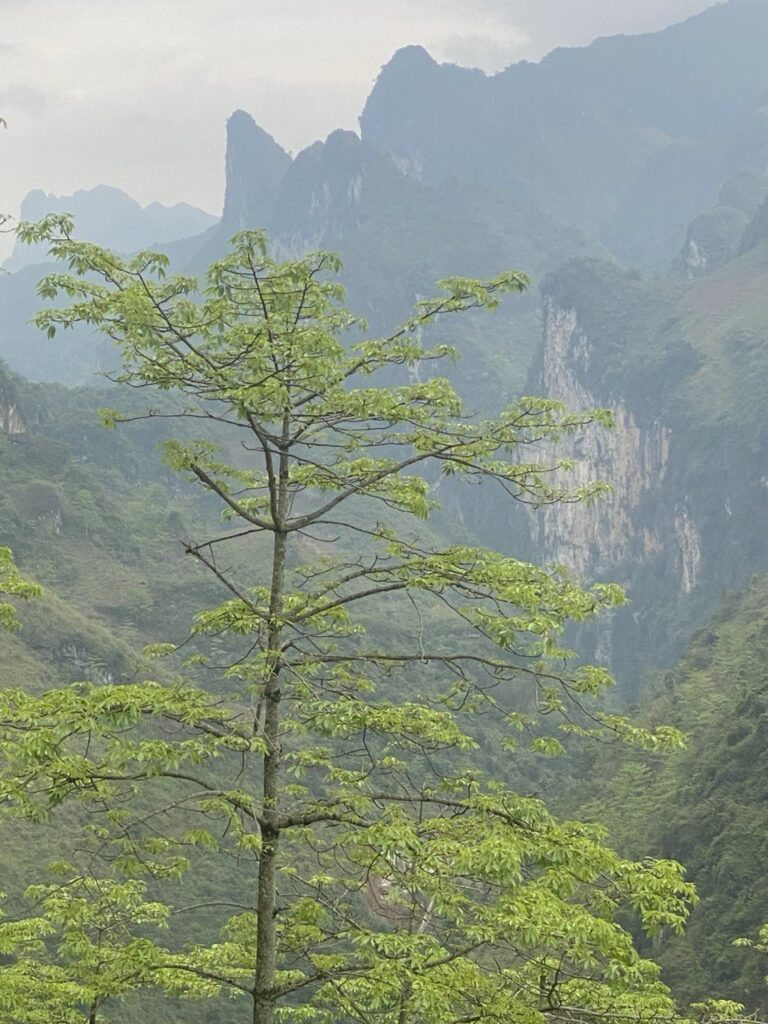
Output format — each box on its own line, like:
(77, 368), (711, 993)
(0, 547), (42, 631)
(8, 222), (719, 1024)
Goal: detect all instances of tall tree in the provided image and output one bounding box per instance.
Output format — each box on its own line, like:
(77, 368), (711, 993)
(0, 218), (728, 1024)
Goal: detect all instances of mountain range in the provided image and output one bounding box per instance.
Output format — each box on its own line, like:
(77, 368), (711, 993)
(4, 0), (768, 675)
(3, 1), (768, 1009)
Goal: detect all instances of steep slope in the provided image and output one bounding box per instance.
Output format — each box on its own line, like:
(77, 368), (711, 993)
(0, 361), (231, 686)
(4, 2), (768, 700)
(175, 108), (295, 270)
(221, 109), (292, 231)
(261, 125), (595, 416)
(526, 187), (768, 689)
(8, 1), (768, 387)
(572, 577), (768, 1013)
(360, 1), (768, 268)
(2, 105), (597, 398)
(674, 172), (768, 278)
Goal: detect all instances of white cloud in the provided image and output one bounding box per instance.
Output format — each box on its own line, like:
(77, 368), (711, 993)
(440, 29), (531, 72)
(444, 0), (716, 49)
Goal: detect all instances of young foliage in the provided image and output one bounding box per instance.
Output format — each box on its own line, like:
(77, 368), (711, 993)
(1, 218), (710, 1024)
(0, 546), (42, 631)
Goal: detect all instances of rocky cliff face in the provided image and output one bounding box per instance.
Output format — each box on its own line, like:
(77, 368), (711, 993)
(0, 401), (24, 435)
(534, 299), (673, 582)
(270, 129), (379, 254)
(532, 297), (692, 591)
(0, 368), (24, 435)
(676, 207), (748, 279)
(360, 2), (768, 269)
(221, 110), (292, 231)
(673, 173), (768, 276)
(529, 235), (768, 686)
(193, 121), (408, 271)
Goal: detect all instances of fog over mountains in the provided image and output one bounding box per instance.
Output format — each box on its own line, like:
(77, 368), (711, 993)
(4, 187), (216, 274)
(10, 1), (768, 278)
(4, 0), (768, 1011)
(4, 1), (768, 681)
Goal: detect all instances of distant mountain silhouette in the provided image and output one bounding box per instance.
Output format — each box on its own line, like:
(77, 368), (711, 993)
(5, 185), (217, 272)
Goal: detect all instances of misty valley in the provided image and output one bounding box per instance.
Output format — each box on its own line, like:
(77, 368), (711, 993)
(2, 2), (768, 1021)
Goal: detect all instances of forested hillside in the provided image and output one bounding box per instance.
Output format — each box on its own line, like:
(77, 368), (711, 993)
(3, 1), (768, 1019)
(572, 577), (768, 1012)
(0, 360), (240, 686)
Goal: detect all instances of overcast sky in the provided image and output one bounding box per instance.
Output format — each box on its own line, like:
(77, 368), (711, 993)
(1, 0), (717, 256)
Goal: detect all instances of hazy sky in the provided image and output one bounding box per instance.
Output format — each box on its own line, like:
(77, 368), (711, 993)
(1, 0), (717, 254)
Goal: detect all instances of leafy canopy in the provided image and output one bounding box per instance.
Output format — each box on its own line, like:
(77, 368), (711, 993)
(0, 546), (41, 631)
(0, 217), (736, 1024)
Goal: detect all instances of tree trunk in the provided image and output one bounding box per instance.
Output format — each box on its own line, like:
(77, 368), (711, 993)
(253, 434), (289, 1024)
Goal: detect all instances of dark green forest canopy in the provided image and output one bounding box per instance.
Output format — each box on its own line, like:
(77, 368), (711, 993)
(573, 577), (768, 1015)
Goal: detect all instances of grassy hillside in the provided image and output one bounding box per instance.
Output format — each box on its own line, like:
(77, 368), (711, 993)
(0, 362), (232, 686)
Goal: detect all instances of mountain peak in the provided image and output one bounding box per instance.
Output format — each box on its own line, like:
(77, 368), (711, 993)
(324, 129), (361, 152)
(366, 45), (441, 101)
(384, 45), (437, 71)
(222, 110), (292, 229)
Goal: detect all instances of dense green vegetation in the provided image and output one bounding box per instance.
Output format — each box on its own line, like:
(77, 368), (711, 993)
(0, 360), (228, 691)
(572, 576), (768, 1014)
(4, 4), (768, 1019)
(0, 219), (735, 1024)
